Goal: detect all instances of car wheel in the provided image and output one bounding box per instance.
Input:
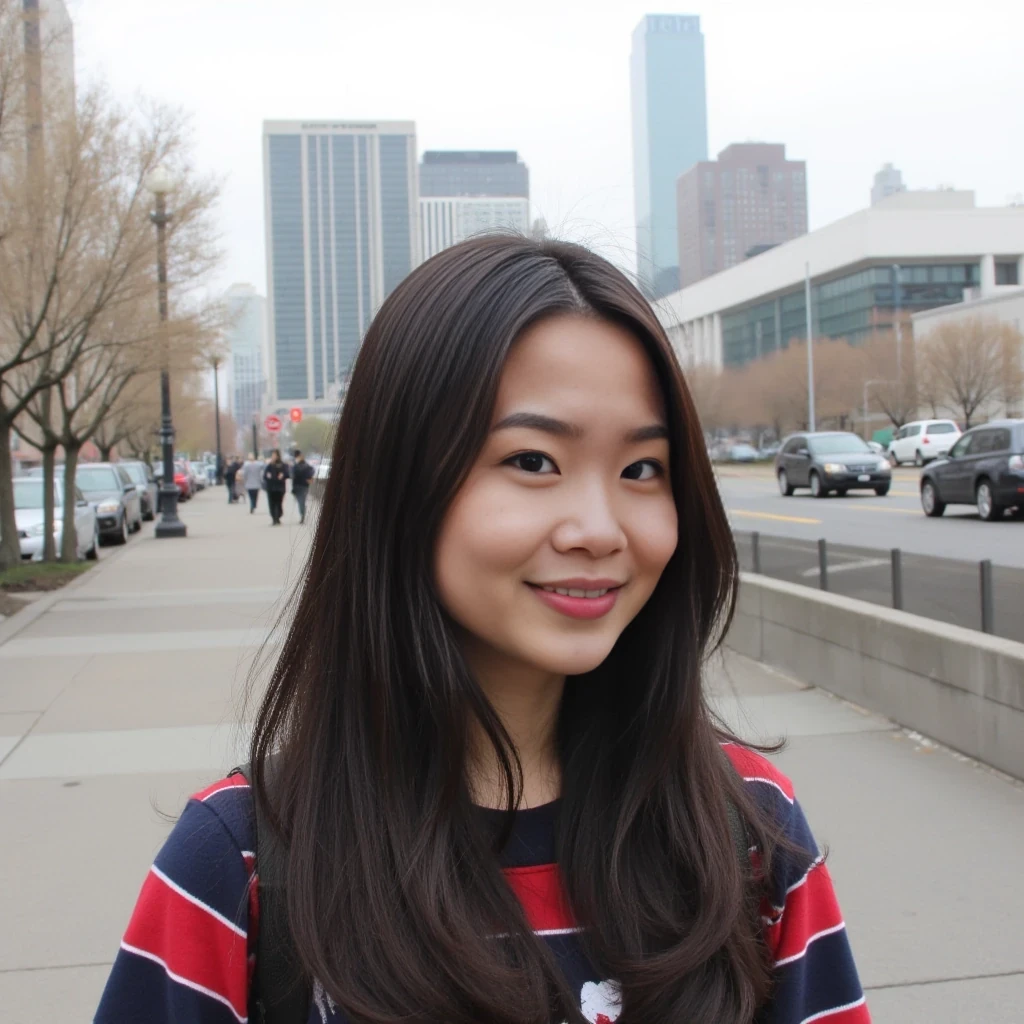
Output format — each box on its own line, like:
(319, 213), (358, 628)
(836, 488), (848, 497)
(921, 480), (945, 517)
(914, 450), (924, 467)
(888, 452), (899, 467)
(976, 479), (1003, 521)
(1012, 506), (1024, 521)
(133, 514), (143, 533)
(809, 471), (827, 498)
(85, 523), (99, 560)
(112, 515), (129, 545)
(777, 469), (795, 496)
(874, 484), (891, 497)
(143, 505), (155, 522)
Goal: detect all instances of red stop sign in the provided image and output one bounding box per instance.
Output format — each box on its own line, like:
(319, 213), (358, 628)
(290, 407), (303, 423)
(264, 414), (282, 433)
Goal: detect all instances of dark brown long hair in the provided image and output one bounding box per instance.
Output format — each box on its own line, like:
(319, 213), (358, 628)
(249, 235), (779, 1023)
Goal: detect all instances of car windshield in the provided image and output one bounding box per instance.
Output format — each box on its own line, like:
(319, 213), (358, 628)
(76, 466), (119, 494)
(14, 480), (62, 509)
(123, 464), (148, 484)
(809, 434), (872, 455)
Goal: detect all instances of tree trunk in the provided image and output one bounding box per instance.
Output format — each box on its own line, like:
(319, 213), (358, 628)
(41, 443), (58, 562)
(98, 443), (112, 461)
(0, 414), (20, 572)
(60, 444), (82, 562)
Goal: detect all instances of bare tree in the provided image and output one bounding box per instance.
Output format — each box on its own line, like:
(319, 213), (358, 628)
(0, 79), (222, 565)
(918, 318), (1024, 428)
(862, 331), (918, 429)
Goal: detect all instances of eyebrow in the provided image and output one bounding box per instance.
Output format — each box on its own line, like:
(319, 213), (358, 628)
(491, 411), (668, 444)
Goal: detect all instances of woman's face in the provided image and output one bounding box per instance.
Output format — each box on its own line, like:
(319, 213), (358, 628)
(435, 314), (678, 681)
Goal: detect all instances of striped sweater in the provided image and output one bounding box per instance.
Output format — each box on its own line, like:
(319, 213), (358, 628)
(94, 746), (869, 1023)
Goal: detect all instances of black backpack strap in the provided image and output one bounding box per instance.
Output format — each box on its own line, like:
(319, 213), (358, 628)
(725, 798), (749, 871)
(232, 762), (312, 1024)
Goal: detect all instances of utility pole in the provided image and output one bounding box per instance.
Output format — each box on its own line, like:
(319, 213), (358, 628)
(805, 262), (816, 431)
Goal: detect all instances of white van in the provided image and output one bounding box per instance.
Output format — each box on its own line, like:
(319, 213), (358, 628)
(888, 419), (961, 466)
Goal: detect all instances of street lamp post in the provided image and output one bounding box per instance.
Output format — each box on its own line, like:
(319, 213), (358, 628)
(147, 164), (186, 539)
(212, 356), (223, 484)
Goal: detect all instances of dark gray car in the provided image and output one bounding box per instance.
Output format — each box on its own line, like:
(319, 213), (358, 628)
(119, 461), (159, 521)
(775, 432), (892, 498)
(75, 463), (143, 544)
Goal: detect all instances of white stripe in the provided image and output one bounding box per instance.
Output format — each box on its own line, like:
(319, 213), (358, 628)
(201, 782), (249, 802)
(742, 776), (795, 805)
(120, 940), (247, 1023)
(775, 921), (848, 966)
(800, 995), (866, 1023)
(763, 857), (826, 922)
(151, 865), (247, 938)
(535, 926), (583, 937)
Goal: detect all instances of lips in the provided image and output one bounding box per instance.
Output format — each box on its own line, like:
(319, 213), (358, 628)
(526, 579), (623, 621)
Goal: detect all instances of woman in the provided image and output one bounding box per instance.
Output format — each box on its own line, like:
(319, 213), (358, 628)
(95, 236), (868, 1024)
(263, 448), (290, 525)
(241, 452), (265, 513)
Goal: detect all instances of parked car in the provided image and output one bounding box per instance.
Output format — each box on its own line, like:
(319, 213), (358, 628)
(758, 442), (782, 460)
(188, 462), (208, 491)
(75, 463), (143, 544)
(119, 461), (158, 521)
(888, 419), (961, 466)
(919, 420), (1024, 521)
(13, 478), (98, 561)
(729, 443), (760, 463)
(775, 432), (892, 497)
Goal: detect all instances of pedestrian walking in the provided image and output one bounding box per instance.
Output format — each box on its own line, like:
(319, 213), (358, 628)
(263, 448), (289, 525)
(241, 452), (264, 513)
(290, 449), (315, 524)
(96, 235), (868, 1024)
(223, 455), (241, 503)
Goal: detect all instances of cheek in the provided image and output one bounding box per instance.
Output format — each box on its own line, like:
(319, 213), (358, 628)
(629, 498), (679, 577)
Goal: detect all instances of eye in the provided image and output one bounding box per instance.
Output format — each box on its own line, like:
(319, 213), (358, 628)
(505, 451), (558, 474)
(622, 459), (662, 481)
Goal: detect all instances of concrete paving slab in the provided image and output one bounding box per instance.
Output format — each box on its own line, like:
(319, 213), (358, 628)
(50, 585), (285, 612)
(0, 770), (214, 970)
(0, 627), (273, 659)
(0, 654), (92, 714)
(0, 722), (250, 780)
(31, 646), (262, 734)
(866, 972), (1024, 1024)
(0, 964), (111, 1024)
(704, 650), (810, 697)
(0, 713), (40, 763)
(17, 600), (279, 638)
(773, 730), (1024, 990)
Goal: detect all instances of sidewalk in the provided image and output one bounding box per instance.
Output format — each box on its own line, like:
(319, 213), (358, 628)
(1, 487), (1022, 1022)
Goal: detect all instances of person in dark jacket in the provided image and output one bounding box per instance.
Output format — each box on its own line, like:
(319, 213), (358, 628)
(262, 449), (290, 525)
(291, 450), (315, 524)
(223, 455), (241, 503)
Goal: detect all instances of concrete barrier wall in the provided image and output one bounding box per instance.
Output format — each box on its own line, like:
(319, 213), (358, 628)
(727, 573), (1024, 781)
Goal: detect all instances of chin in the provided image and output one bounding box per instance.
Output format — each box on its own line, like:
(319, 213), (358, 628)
(525, 635), (619, 678)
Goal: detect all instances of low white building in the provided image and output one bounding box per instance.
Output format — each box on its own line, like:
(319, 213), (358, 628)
(419, 196), (530, 260)
(656, 191), (1024, 370)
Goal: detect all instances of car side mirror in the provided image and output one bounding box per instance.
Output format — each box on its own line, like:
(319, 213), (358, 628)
(797, 447), (810, 458)
(124, 484), (136, 493)
(76, 498), (88, 507)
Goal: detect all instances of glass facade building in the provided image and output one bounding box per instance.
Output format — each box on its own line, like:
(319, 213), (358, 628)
(721, 262), (982, 366)
(223, 284), (267, 435)
(630, 14), (708, 297)
(420, 151), (529, 199)
(263, 121), (419, 407)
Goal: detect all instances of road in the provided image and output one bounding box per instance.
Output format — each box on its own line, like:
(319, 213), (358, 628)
(714, 466), (1023, 641)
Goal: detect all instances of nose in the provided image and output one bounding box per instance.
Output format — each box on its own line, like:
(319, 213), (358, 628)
(549, 480), (627, 558)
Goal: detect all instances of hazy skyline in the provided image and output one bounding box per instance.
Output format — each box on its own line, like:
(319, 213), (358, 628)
(71, 0), (1024, 294)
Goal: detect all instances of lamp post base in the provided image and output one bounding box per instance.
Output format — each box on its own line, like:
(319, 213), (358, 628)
(155, 483), (187, 539)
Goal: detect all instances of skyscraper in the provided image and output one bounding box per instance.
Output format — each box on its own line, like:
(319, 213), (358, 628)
(223, 284), (267, 441)
(263, 120), (419, 411)
(630, 14), (708, 297)
(419, 151), (530, 260)
(677, 143), (807, 286)
(871, 163), (906, 206)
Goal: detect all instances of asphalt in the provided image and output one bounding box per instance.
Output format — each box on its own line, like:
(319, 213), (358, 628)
(717, 466), (1024, 642)
(1, 486), (1023, 1022)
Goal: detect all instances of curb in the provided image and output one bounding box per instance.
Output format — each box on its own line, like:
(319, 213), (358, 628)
(0, 537), (137, 650)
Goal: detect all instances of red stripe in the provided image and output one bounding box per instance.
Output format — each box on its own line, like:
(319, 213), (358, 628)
(122, 869), (248, 1018)
(502, 864), (576, 932)
(764, 862), (845, 963)
(722, 744), (795, 801)
(194, 775), (248, 802)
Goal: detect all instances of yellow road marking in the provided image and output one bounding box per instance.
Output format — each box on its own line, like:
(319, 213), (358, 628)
(729, 509), (822, 525)
(851, 504), (919, 515)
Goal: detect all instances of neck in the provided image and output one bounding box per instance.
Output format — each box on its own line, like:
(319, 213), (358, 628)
(464, 644), (564, 810)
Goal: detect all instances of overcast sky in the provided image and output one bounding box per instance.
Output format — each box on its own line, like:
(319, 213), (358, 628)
(71, 0), (1024, 293)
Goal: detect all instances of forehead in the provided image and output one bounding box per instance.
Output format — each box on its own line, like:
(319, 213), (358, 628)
(495, 315), (665, 419)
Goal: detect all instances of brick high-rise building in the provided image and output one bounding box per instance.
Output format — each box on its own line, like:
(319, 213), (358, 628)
(677, 143), (807, 287)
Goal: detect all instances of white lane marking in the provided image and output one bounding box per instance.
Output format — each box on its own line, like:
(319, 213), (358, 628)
(800, 557), (889, 578)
